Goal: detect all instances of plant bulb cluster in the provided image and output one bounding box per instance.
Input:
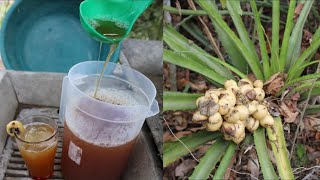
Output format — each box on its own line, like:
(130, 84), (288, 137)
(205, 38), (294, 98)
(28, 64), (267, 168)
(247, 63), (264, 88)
(192, 79), (274, 144)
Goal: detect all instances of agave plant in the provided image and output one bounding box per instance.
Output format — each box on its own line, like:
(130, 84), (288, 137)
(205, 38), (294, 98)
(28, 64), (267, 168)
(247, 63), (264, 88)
(163, 0), (320, 179)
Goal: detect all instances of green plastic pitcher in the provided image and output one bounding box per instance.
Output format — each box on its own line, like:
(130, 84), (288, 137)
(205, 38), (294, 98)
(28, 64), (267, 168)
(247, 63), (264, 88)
(80, 0), (153, 44)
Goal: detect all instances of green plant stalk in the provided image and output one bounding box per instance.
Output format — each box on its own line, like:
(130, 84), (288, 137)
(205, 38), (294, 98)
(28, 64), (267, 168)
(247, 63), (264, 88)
(305, 28), (320, 62)
(163, 5), (273, 21)
(212, 143), (237, 179)
(296, 60), (320, 72)
(279, 0), (296, 71)
(243, 0), (289, 13)
(175, 15), (194, 28)
(181, 22), (212, 49)
(164, 25), (234, 79)
(172, 51), (248, 79)
(305, 105), (320, 115)
(270, 0), (280, 74)
(288, 34), (320, 80)
(289, 81), (320, 96)
(266, 117), (294, 180)
(196, 0), (264, 80)
(163, 91), (203, 112)
(189, 138), (230, 179)
(163, 49), (229, 84)
(254, 128), (277, 180)
(286, 0), (314, 69)
(291, 27), (320, 80)
(226, 1), (260, 65)
(208, 2), (248, 73)
(250, 0), (270, 79)
(163, 131), (222, 167)
(277, 73), (320, 96)
(300, 88), (320, 100)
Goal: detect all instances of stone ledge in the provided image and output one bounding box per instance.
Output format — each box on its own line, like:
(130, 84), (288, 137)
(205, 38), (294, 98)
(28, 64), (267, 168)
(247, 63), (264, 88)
(7, 71), (65, 107)
(122, 39), (162, 76)
(0, 71), (18, 154)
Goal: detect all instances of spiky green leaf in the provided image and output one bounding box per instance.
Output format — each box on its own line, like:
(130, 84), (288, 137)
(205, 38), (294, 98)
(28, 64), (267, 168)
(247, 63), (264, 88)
(189, 138), (230, 179)
(250, 0), (271, 79)
(212, 143), (237, 179)
(163, 92), (202, 112)
(279, 0), (297, 71)
(254, 128), (278, 179)
(286, 0), (314, 69)
(163, 131), (222, 167)
(164, 49), (229, 85)
(164, 25), (234, 79)
(196, 0), (264, 80)
(266, 117), (294, 180)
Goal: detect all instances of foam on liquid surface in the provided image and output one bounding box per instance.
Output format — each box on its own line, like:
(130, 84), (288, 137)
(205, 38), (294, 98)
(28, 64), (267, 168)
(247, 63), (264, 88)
(91, 88), (139, 106)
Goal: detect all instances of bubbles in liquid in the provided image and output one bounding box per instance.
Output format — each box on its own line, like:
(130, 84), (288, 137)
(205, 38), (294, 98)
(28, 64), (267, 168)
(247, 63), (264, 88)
(88, 88), (139, 106)
(87, 17), (128, 38)
(87, 19), (99, 29)
(99, 17), (129, 29)
(115, 21), (129, 29)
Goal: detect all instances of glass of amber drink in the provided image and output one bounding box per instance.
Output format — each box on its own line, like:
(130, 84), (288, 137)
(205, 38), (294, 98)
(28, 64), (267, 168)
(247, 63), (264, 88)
(15, 115), (58, 179)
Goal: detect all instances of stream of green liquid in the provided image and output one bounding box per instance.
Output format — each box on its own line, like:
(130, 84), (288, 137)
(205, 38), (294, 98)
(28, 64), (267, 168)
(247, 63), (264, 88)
(92, 19), (128, 99)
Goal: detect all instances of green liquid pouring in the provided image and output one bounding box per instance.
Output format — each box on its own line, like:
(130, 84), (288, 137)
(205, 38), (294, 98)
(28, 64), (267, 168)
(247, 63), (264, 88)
(92, 20), (127, 99)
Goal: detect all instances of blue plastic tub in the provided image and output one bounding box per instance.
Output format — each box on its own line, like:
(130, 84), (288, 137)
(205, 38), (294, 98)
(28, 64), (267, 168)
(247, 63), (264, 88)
(0, 0), (121, 72)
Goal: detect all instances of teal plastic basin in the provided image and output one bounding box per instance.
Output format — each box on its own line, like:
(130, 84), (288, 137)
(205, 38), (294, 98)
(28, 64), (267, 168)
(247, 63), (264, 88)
(0, 0), (121, 72)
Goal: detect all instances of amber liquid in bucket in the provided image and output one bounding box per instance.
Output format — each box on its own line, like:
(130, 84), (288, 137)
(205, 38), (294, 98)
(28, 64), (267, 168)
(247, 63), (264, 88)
(62, 123), (136, 180)
(17, 123), (57, 179)
(61, 19), (136, 179)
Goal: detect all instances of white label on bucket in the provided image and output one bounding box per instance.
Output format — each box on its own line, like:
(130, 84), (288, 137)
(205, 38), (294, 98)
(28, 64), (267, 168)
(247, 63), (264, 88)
(68, 141), (82, 165)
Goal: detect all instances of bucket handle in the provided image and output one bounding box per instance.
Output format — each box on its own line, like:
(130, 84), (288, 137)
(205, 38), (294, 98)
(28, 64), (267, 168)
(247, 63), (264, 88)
(59, 76), (69, 124)
(147, 99), (159, 117)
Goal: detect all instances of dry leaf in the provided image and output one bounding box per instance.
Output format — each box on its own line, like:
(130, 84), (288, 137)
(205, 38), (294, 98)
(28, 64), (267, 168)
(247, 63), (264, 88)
(267, 147), (276, 164)
(308, 151), (320, 162)
(247, 150), (259, 180)
(247, 73), (257, 82)
(306, 145), (316, 154)
(280, 100), (299, 123)
(244, 144), (254, 154)
(265, 73), (285, 95)
(316, 132), (320, 140)
(268, 101), (281, 117)
(224, 154), (237, 180)
(189, 81), (208, 91)
(196, 144), (211, 156)
(304, 116), (320, 131)
(189, 126), (206, 132)
(302, 29), (313, 46)
(173, 115), (188, 131)
(175, 159), (196, 177)
(163, 131), (174, 142)
(265, 72), (281, 85)
(175, 0), (182, 16)
(294, 3), (304, 20)
(176, 131), (192, 138)
(291, 93), (300, 101)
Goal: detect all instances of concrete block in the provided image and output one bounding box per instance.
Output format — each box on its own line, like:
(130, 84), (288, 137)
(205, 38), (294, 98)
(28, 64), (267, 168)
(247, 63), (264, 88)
(0, 71), (18, 153)
(7, 71), (65, 107)
(122, 39), (162, 76)
(123, 126), (162, 180)
(145, 76), (163, 156)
